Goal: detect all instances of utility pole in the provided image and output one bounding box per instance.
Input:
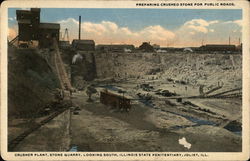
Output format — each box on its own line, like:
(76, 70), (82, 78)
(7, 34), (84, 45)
(229, 36), (231, 45)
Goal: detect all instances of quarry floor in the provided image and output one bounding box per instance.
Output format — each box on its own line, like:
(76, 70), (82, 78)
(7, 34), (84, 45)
(70, 91), (241, 152)
(9, 80), (242, 152)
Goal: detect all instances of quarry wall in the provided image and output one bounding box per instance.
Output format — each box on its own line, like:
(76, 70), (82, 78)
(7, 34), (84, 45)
(61, 50), (241, 91)
(94, 52), (242, 88)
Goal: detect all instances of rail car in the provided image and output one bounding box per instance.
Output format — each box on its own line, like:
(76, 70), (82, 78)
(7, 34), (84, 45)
(100, 90), (131, 112)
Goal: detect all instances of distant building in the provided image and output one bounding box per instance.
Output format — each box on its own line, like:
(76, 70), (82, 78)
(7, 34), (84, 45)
(236, 43), (242, 51)
(59, 40), (70, 49)
(96, 44), (135, 52)
(139, 42), (154, 52)
(16, 8), (60, 48)
(199, 44), (237, 52)
(72, 39), (95, 51)
(152, 44), (160, 49)
(39, 23), (60, 48)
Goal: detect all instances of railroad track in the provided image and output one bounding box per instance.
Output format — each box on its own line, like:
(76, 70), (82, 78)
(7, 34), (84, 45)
(129, 92), (241, 102)
(207, 92), (242, 99)
(9, 38), (74, 151)
(8, 107), (69, 151)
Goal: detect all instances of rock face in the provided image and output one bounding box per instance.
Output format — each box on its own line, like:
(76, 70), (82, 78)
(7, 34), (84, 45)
(70, 52), (97, 89)
(94, 52), (241, 87)
(8, 47), (60, 118)
(68, 51), (241, 91)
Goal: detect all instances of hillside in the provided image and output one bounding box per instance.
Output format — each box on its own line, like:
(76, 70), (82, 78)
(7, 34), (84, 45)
(8, 47), (60, 118)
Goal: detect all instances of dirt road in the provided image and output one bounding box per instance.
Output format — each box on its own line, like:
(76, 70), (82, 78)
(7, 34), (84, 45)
(70, 91), (242, 152)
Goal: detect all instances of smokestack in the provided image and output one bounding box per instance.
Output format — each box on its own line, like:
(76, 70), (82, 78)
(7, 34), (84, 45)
(79, 16), (81, 40)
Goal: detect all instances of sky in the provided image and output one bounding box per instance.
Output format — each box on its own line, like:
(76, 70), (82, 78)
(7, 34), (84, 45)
(8, 8), (242, 47)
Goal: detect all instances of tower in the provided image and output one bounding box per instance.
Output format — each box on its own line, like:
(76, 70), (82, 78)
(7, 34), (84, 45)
(63, 28), (69, 41)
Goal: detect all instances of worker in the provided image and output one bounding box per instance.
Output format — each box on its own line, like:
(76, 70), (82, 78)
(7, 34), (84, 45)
(60, 89), (64, 100)
(69, 89), (72, 96)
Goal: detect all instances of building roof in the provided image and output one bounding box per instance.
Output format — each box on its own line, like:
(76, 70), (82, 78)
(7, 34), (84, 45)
(204, 44), (236, 47)
(16, 8), (40, 13)
(97, 44), (134, 47)
(16, 10), (31, 15)
(18, 19), (31, 24)
(72, 39), (95, 44)
(30, 8), (41, 12)
(39, 23), (60, 29)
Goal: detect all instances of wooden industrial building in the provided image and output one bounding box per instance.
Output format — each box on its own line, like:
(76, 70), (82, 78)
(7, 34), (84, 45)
(38, 23), (60, 48)
(199, 44), (237, 52)
(71, 39), (95, 51)
(16, 8), (60, 48)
